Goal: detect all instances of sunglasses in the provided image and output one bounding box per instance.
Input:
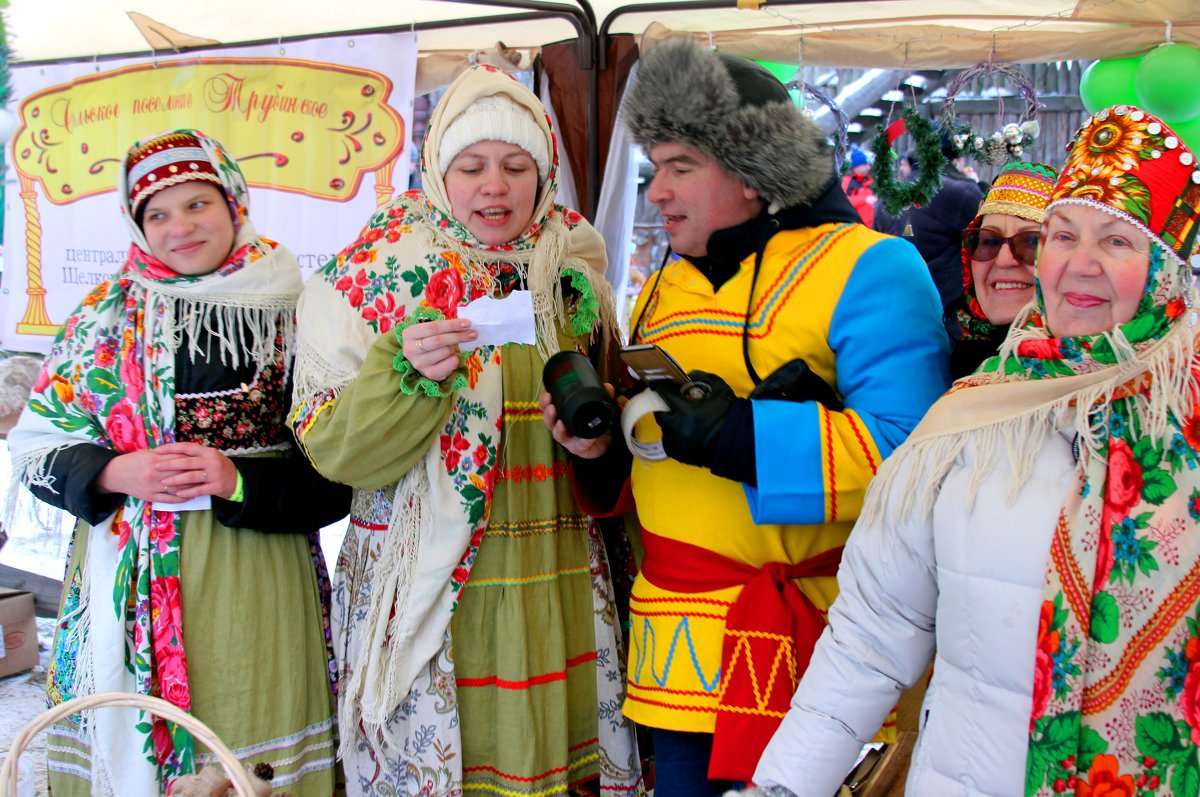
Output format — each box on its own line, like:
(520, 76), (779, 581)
(963, 227), (1041, 266)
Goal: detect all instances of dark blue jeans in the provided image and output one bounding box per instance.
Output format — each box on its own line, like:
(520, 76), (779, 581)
(651, 728), (738, 797)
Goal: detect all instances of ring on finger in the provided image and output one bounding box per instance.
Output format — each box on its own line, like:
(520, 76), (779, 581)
(202, 471), (208, 482)
(417, 338), (426, 352)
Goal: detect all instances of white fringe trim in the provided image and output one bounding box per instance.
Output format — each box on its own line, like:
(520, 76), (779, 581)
(339, 462), (432, 760)
(863, 319), (1199, 527)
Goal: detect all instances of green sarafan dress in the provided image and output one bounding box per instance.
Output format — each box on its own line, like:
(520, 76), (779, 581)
(292, 64), (642, 797)
(294, 316), (643, 797)
(9, 127), (348, 797)
(46, 501), (340, 796)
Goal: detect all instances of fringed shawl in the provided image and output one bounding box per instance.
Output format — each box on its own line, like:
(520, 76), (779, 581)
(291, 64), (617, 761)
(864, 231), (1200, 795)
(7, 129), (302, 797)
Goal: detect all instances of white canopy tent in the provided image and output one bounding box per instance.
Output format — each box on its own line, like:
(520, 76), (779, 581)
(6, 0), (1200, 315)
(8, 0), (1200, 67)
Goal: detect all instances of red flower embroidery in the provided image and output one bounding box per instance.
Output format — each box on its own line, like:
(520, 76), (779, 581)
(1181, 659), (1200, 745)
(1103, 438), (1143, 522)
(473, 444), (488, 467)
(105, 398), (147, 453)
(119, 349), (144, 399)
(361, 293), (406, 333)
(96, 340), (117, 368)
(116, 520), (133, 550)
(156, 641), (191, 711)
(1075, 754), (1135, 797)
(425, 268), (466, 318)
(150, 577), (184, 645)
(1183, 405), (1200, 451)
(1030, 600), (1059, 727)
(335, 269), (370, 308)
(1017, 338), (1064, 360)
(151, 720), (174, 765)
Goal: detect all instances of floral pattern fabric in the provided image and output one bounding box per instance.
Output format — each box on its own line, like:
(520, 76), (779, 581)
(983, 243), (1200, 794)
(174, 341), (293, 452)
(10, 128), (304, 796)
(291, 64), (633, 797)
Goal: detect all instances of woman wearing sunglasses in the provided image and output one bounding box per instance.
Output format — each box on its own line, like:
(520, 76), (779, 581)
(950, 163), (1058, 378)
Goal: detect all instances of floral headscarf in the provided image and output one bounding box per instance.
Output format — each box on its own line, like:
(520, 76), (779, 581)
(291, 65), (619, 761)
(864, 106), (1200, 796)
(1011, 107), (1200, 797)
(8, 129), (302, 797)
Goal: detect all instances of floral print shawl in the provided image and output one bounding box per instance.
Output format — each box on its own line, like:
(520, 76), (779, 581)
(7, 129), (303, 797)
(865, 108), (1200, 797)
(291, 65), (616, 759)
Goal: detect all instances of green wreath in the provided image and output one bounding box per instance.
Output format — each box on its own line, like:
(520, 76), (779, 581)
(869, 106), (946, 217)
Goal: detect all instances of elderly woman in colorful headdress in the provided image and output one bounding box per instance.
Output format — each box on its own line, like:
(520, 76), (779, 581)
(741, 106), (1200, 796)
(8, 129), (349, 797)
(950, 161), (1059, 379)
(290, 65), (643, 797)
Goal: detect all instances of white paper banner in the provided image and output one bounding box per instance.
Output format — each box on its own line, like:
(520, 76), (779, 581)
(1, 33), (418, 353)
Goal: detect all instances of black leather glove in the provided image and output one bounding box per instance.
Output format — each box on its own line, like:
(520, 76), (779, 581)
(748, 358), (843, 410)
(651, 370), (744, 468)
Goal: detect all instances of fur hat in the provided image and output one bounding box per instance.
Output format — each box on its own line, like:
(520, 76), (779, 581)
(1051, 105), (1200, 266)
(977, 162), (1057, 224)
(437, 93), (550, 182)
(126, 131), (223, 217)
(622, 37), (832, 211)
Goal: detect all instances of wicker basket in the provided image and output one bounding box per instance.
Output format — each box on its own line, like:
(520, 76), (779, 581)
(0, 691), (258, 797)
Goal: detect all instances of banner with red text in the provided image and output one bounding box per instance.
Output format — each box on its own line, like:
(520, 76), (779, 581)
(1, 33), (416, 352)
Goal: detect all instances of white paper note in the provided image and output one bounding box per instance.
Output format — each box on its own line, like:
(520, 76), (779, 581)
(458, 290), (537, 350)
(151, 495), (212, 513)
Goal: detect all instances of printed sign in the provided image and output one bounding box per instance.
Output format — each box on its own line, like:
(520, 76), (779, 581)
(2, 33), (417, 351)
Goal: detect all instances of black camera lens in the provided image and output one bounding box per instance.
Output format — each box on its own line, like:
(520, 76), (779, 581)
(542, 351), (614, 439)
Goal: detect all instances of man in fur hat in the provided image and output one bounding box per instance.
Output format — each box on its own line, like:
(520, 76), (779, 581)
(543, 38), (950, 794)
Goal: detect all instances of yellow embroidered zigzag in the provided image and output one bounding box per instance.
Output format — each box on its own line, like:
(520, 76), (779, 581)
(713, 630), (799, 718)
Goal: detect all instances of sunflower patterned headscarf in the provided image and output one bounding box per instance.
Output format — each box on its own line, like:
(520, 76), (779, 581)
(1012, 106), (1200, 797)
(865, 105), (1200, 796)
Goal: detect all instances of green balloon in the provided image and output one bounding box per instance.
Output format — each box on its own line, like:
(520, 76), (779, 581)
(1136, 44), (1200, 122)
(1169, 115), (1200, 154)
(1080, 57), (1141, 114)
(754, 59), (799, 86)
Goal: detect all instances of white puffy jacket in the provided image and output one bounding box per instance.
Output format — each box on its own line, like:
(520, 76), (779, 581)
(755, 423), (1077, 796)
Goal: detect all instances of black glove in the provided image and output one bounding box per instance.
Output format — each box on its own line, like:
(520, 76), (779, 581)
(651, 370), (744, 468)
(748, 357), (843, 410)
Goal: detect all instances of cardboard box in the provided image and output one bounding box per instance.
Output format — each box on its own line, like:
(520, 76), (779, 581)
(0, 587), (38, 678)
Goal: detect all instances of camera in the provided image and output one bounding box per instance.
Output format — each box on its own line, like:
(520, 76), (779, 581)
(542, 351), (615, 439)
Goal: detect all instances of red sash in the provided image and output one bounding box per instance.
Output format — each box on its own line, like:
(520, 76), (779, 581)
(639, 529), (843, 782)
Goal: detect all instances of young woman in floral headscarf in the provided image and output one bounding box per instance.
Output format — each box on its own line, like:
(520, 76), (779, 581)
(950, 162), (1058, 379)
(290, 65), (643, 797)
(8, 129), (348, 797)
(747, 106), (1200, 797)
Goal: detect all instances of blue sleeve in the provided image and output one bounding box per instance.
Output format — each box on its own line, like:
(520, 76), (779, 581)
(744, 236), (950, 524)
